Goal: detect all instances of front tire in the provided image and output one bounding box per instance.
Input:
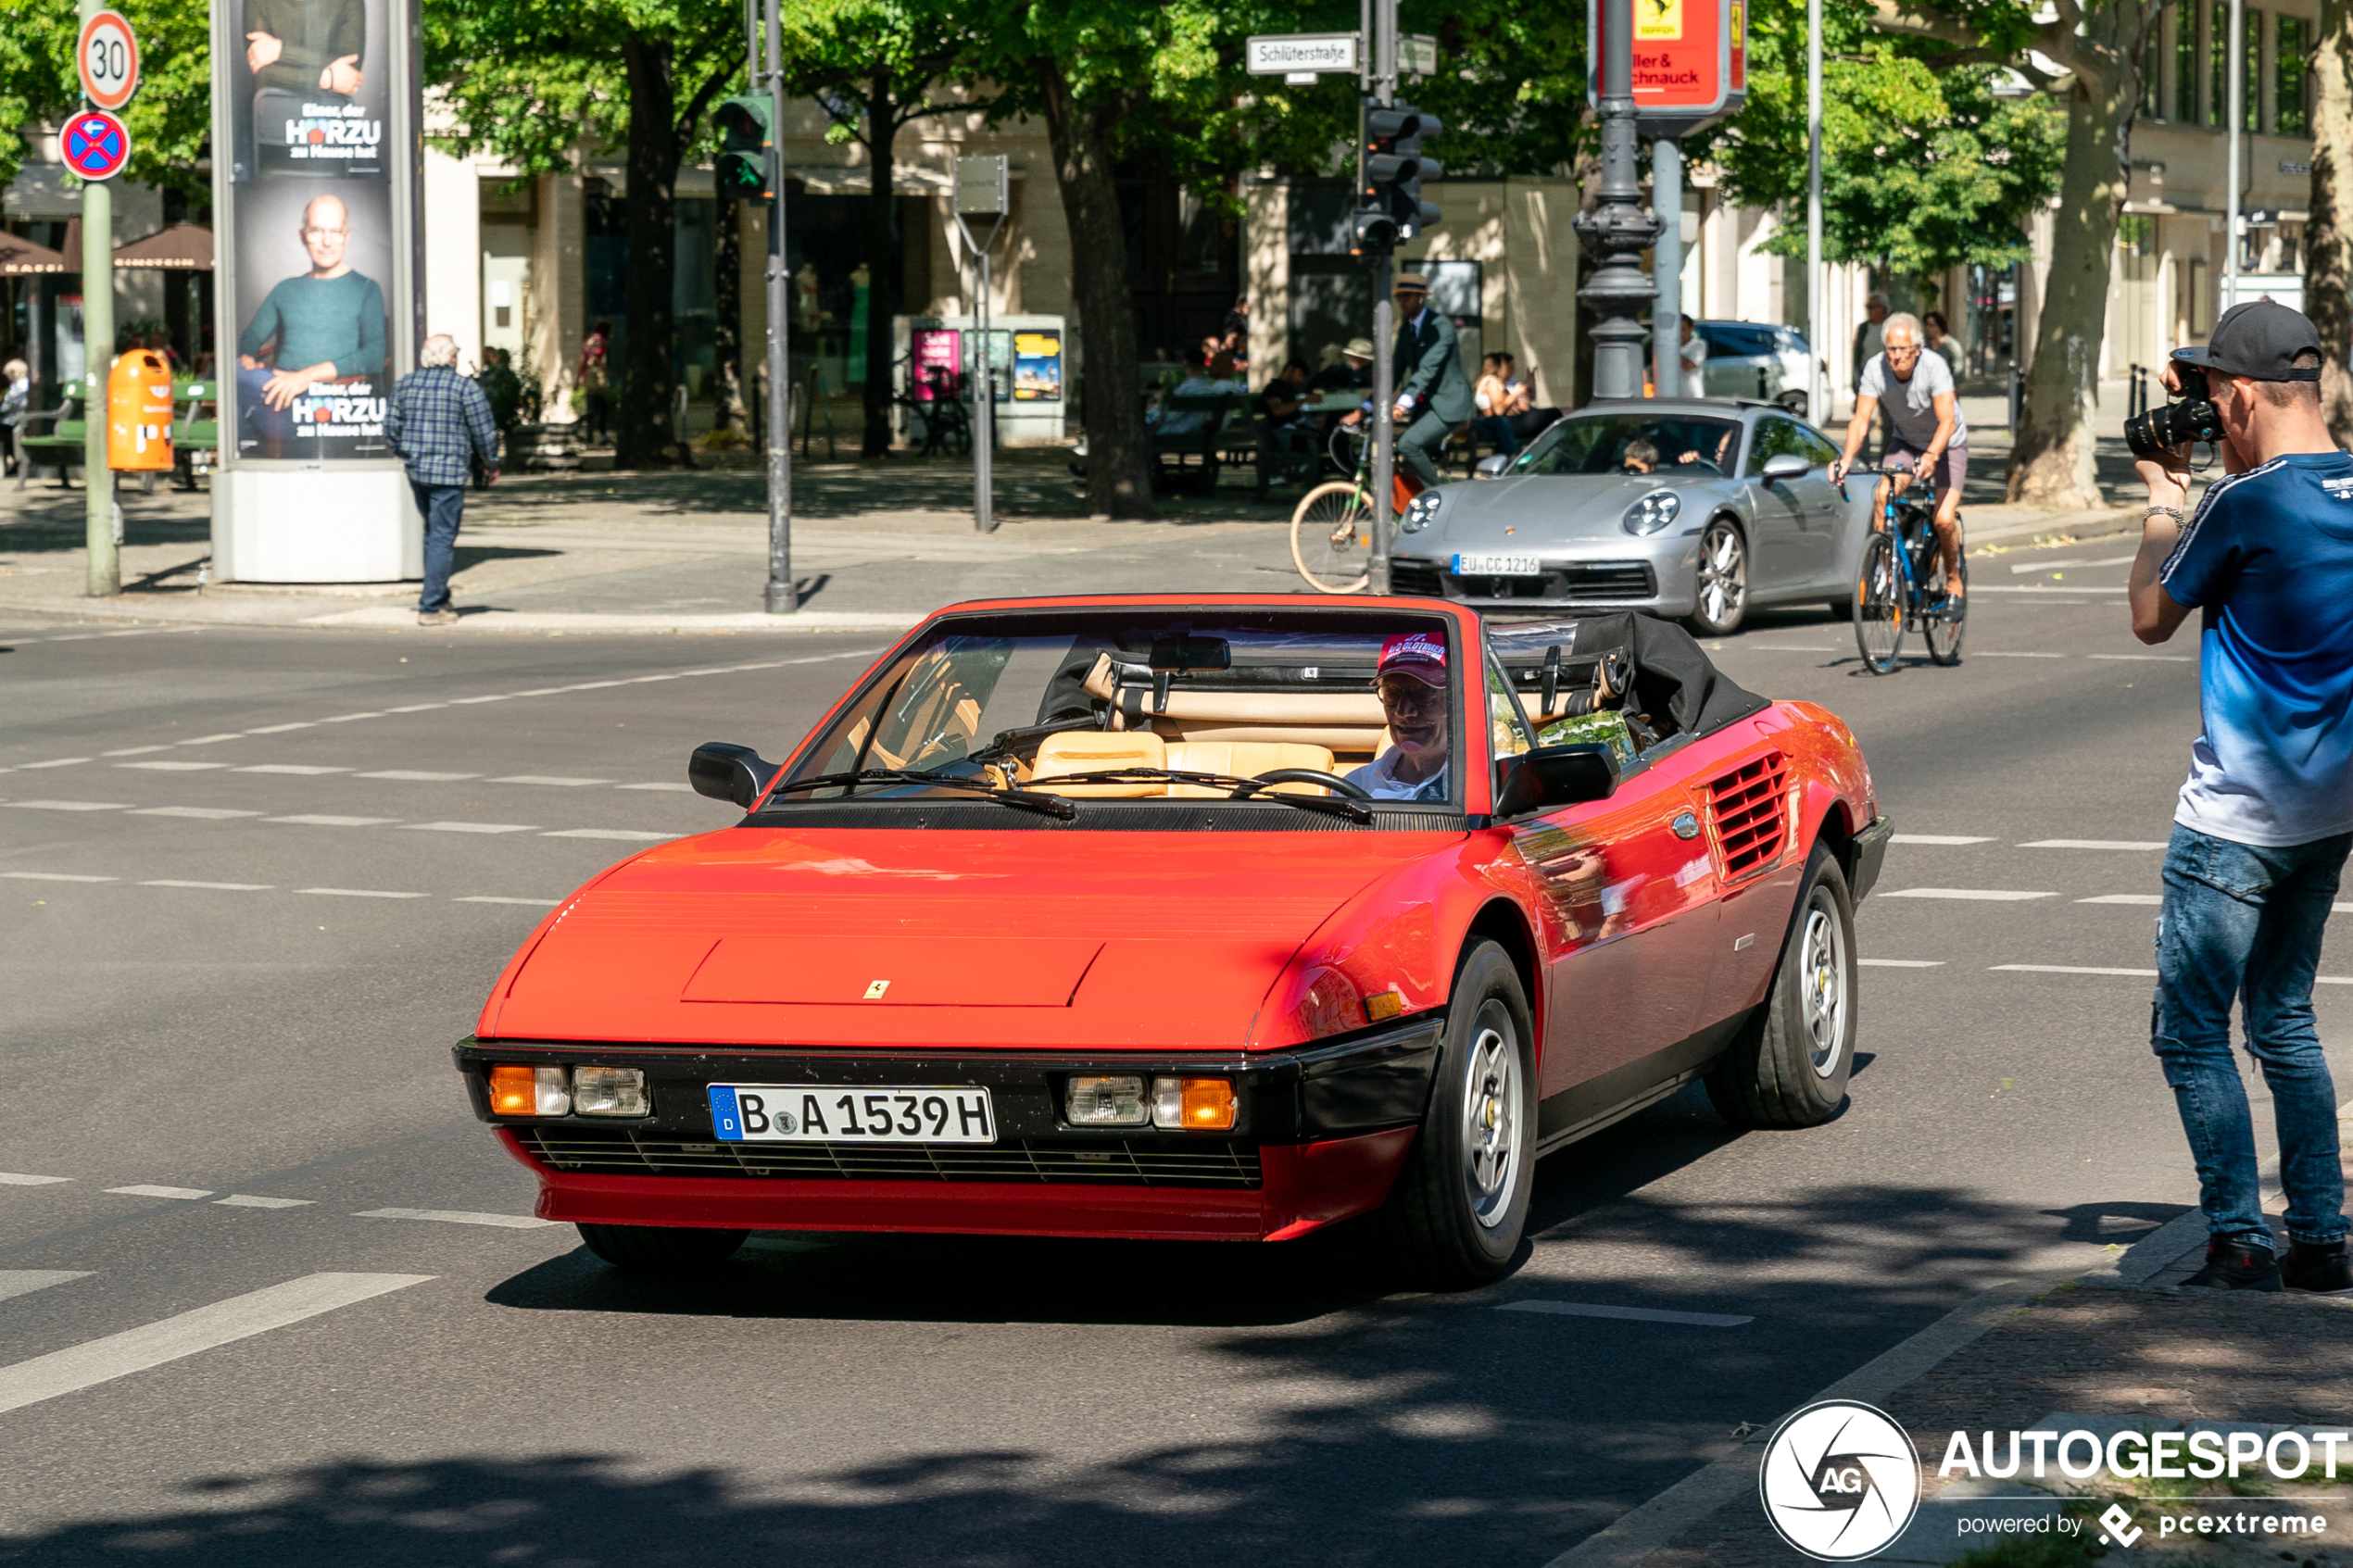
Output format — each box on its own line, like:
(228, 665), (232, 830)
(1290, 482), (1374, 593)
(1687, 517), (1749, 637)
(577, 1223), (748, 1273)
(1852, 532), (1902, 674)
(1706, 847), (1857, 1129)
(1381, 941), (1536, 1289)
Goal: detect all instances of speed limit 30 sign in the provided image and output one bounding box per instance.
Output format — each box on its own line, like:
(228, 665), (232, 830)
(78, 10), (140, 112)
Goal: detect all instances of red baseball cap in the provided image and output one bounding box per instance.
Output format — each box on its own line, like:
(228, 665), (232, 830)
(1377, 631), (1447, 686)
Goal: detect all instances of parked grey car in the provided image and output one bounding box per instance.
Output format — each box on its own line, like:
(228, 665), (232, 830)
(1692, 320), (1817, 415)
(1388, 400), (1873, 637)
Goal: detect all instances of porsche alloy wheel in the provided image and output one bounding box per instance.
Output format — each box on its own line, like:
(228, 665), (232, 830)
(577, 1223), (749, 1273)
(1689, 518), (1749, 637)
(1383, 940), (1535, 1288)
(1705, 846), (1856, 1128)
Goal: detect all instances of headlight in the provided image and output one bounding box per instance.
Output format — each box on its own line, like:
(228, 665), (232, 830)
(488, 1063), (570, 1117)
(1066, 1074), (1149, 1125)
(573, 1065), (650, 1117)
(1400, 491), (1443, 533)
(1622, 489), (1681, 536)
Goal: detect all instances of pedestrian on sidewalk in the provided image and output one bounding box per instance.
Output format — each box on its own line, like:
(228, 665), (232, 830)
(0, 357), (29, 478)
(386, 332), (500, 628)
(2130, 299), (2353, 1294)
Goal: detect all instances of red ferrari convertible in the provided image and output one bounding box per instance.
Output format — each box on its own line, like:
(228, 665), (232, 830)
(455, 596), (1890, 1287)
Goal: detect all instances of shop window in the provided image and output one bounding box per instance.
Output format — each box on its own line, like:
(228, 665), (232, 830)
(2210, 1), (2227, 125)
(2246, 8), (2262, 131)
(2177, 6), (2199, 122)
(2188, 256), (2212, 335)
(2277, 16), (2309, 135)
(2142, 20), (2162, 117)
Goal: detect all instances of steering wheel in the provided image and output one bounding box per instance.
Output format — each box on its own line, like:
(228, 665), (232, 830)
(1229, 768), (1372, 801)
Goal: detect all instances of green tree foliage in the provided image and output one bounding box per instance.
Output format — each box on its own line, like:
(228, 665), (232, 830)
(0, 0), (216, 198)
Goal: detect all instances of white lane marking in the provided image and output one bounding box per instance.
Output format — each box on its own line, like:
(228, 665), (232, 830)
(1994, 964), (2158, 977)
(402, 822), (539, 834)
(214, 1196), (312, 1209)
(1741, 644), (1840, 652)
(264, 815), (398, 827)
(175, 734), (248, 746)
(298, 888), (429, 899)
(2079, 894), (2161, 906)
(0, 1174), (70, 1186)
(616, 782), (695, 792)
(117, 761), (228, 771)
(321, 713), (384, 723)
(1881, 888), (2057, 901)
(130, 807), (263, 820)
(0, 1272), (434, 1416)
(1498, 1300), (1754, 1327)
(495, 775), (612, 787)
(2020, 838), (2166, 851)
(455, 896), (561, 906)
(384, 703), (448, 714)
(2085, 554), (2142, 567)
(4, 872), (115, 883)
(2011, 558), (2088, 573)
(540, 828), (673, 841)
(102, 746), (172, 757)
(1971, 584), (2129, 595)
(17, 759), (91, 770)
(354, 1207), (556, 1229)
(2090, 653), (2193, 662)
(4, 800), (132, 811)
(449, 696), (513, 705)
(241, 722), (316, 734)
(142, 881), (273, 890)
(0, 1272), (90, 1303)
(1969, 651), (2066, 659)
(1891, 834), (1994, 846)
(106, 1185), (214, 1199)
(1860, 959), (1945, 968)
(359, 771), (479, 782)
(234, 765), (348, 775)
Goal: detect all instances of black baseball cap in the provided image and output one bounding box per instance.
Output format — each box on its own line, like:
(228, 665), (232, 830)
(2177, 300), (2324, 381)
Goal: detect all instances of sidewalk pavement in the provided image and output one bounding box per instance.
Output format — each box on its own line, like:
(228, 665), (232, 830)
(0, 440), (2149, 636)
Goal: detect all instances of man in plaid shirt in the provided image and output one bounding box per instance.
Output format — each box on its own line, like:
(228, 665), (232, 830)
(387, 333), (500, 625)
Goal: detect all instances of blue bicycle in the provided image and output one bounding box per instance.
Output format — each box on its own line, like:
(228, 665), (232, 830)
(1851, 468), (1966, 673)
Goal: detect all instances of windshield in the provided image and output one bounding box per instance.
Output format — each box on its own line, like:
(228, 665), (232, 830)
(778, 610), (1466, 819)
(1512, 414), (1743, 479)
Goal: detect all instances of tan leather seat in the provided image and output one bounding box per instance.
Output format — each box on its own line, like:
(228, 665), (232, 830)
(1030, 731), (1167, 796)
(1165, 741), (1337, 797)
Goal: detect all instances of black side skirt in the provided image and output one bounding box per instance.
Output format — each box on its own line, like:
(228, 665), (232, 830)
(1533, 1010), (1755, 1155)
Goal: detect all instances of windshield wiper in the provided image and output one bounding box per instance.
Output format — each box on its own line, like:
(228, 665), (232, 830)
(1041, 769), (1375, 824)
(763, 768), (1077, 821)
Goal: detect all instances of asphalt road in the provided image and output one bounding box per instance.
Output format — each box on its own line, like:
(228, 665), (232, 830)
(2, 551), (2339, 1568)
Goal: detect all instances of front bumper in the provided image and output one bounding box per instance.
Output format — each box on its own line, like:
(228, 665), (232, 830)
(1850, 813), (1895, 903)
(1389, 538), (1698, 614)
(454, 1017), (1444, 1241)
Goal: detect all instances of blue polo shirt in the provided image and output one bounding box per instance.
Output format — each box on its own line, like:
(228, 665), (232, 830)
(2161, 450), (2353, 847)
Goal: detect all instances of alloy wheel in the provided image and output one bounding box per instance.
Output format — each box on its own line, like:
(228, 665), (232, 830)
(1695, 521), (1747, 633)
(1460, 1016), (1521, 1227)
(1801, 897), (1849, 1077)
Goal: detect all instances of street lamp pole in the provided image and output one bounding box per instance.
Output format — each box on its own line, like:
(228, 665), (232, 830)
(2225, 0), (2244, 316)
(761, 0), (795, 614)
(1367, 0), (1397, 596)
(1575, 0), (1661, 399)
(81, 0), (119, 598)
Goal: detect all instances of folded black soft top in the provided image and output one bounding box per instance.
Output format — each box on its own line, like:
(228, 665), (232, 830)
(1487, 614), (1772, 743)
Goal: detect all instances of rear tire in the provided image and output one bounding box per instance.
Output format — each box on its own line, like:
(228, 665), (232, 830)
(1705, 847), (1857, 1129)
(1925, 553), (1967, 666)
(1291, 482), (1374, 593)
(1380, 941), (1536, 1289)
(577, 1223), (748, 1273)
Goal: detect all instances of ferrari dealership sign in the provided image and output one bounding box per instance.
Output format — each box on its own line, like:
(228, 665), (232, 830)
(1587, 0), (1747, 136)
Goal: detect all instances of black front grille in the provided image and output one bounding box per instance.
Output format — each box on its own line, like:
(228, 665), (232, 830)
(515, 1127), (1264, 1188)
(1394, 559), (1660, 603)
(1389, 559), (1447, 597)
(1562, 561), (1658, 599)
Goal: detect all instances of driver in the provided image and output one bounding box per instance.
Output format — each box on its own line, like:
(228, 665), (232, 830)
(1347, 633), (1450, 801)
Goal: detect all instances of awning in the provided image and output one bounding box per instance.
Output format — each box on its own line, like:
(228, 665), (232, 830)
(114, 222), (213, 270)
(0, 232), (69, 275)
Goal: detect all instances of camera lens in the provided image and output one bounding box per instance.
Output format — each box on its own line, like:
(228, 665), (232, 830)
(2124, 396), (2224, 459)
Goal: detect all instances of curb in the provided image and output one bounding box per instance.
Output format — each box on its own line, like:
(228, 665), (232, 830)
(0, 598), (925, 635)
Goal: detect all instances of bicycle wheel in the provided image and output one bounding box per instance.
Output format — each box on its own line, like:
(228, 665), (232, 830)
(1925, 551), (1967, 666)
(1291, 482), (1374, 593)
(1852, 532), (1903, 674)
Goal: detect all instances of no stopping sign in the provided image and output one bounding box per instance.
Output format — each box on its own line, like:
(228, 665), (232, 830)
(62, 111), (132, 182)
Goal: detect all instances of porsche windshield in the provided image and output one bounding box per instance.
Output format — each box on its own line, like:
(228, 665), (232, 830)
(1511, 413), (1743, 478)
(774, 611), (1475, 815)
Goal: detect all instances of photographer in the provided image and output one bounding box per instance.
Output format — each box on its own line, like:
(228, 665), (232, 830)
(2129, 300), (2352, 1294)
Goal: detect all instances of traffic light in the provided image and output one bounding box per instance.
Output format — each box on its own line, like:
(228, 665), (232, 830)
(1362, 102), (1444, 243)
(715, 94), (774, 200)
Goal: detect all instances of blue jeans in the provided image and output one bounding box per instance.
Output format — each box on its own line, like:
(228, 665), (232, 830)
(1473, 415), (1520, 458)
(2154, 823), (2350, 1248)
(412, 482), (466, 612)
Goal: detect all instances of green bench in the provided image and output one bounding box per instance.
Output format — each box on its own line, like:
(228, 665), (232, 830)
(13, 382), (220, 491)
(15, 393), (88, 489)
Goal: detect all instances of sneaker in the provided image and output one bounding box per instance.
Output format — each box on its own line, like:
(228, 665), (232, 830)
(416, 608), (459, 626)
(2182, 1236), (2283, 1291)
(2282, 1239), (2353, 1294)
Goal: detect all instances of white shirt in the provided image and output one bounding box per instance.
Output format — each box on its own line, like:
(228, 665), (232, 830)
(1150, 375), (1244, 436)
(1680, 335), (1708, 372)
(1857, 349), (1967, 451)
(1344, 747), (1450, 802)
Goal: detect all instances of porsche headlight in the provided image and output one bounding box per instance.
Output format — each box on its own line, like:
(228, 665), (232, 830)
(1622, 489), (1681, 536)
(1400, 491), (1443, 533)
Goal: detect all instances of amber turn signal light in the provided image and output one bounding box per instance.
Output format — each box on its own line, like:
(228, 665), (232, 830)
(1151, 1075), (1236, 1131)
(488, 1062), (570, 1117)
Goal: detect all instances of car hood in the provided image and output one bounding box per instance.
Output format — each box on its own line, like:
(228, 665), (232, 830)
(482, 826), (1453, 1051)
(1408, 471), (1722, 546)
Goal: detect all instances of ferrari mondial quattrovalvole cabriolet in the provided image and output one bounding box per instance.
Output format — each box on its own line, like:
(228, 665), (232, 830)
(454, 596), (1891, 1289)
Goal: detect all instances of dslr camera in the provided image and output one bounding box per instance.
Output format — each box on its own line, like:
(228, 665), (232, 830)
(2124, 347), (2225, 458)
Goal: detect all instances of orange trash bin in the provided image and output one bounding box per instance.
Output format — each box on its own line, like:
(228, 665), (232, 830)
(107, 349), (175, 471)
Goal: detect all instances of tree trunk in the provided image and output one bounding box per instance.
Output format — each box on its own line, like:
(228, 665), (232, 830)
(1038, 63), (1152, 517)
(618, 33), (684, 469)
(2311, 0), (2353, 442)
(714, 194), (746, 437)
(863, 71), (900, 458)
(2007, 52), (2133, 508)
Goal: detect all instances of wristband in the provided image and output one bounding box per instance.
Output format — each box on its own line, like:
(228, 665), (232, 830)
(2143, 505), (2183, 523)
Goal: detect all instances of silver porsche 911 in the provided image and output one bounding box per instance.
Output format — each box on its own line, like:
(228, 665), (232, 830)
(1388, 399), (1874, 636)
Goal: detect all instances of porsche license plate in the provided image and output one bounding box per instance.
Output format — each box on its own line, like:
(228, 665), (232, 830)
(708, 1084), (996, 1144)
(1453, 553), (1542, 577)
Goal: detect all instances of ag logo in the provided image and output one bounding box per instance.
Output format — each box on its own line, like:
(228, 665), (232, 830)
(1759, 1399), (1922, 1561)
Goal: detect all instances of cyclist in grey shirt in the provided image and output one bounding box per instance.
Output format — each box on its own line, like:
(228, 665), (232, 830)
(1831, 312), (1968, 603)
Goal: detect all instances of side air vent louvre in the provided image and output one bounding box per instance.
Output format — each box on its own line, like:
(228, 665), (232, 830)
(1708, 752), (1790, 880)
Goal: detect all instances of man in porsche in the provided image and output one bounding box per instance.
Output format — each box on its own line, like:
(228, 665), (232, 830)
(1348, 633), (1451, 801)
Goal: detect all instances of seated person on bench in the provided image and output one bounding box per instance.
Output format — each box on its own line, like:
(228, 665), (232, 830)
(1346, 633), (1451, 802)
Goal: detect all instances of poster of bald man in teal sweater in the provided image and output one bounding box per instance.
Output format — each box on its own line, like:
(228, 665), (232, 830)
(235, 188), (390, 458)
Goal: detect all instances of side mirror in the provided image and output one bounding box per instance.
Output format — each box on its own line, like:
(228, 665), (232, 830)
(1492, 743), (1621, 818)
(1760, 452), (1811, 482)
(689, 741), (780, 809)
(1474, 453), (1513, 479)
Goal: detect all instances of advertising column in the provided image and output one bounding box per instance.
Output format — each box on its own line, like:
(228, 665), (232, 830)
(208, 0), (422, 582)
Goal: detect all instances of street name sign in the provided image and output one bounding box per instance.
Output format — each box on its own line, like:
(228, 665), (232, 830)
(78, 10), (139, 111)
(1587, 0), (1748, 135)
(955, 155), (1009, 217)
(1245, 32), (1360, 76)
(1400, 34), (1438, 79)
(62, 110), (132, 182)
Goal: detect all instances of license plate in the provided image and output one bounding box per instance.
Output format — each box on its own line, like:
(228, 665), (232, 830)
(708, 1084), (996, 1144)
(1453, 553), (1542, 577)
